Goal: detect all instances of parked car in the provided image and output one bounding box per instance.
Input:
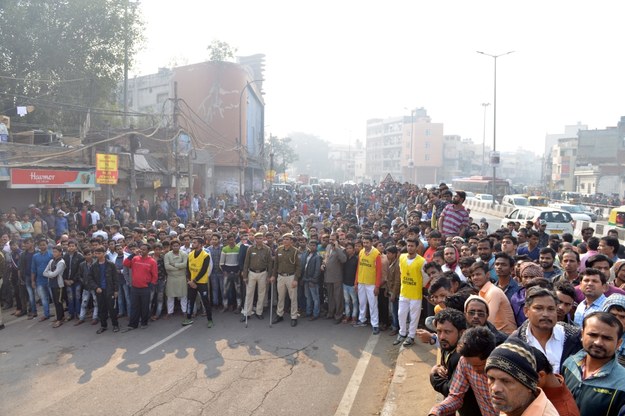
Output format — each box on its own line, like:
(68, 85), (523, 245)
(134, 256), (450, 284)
(577, 205), (598, 222)
(464, 191), (477, 201)
(501, 194), (530, 208)
(500, 207), (574, 235)
(548, 203), (592, 222)
(475, 194), (499, 204)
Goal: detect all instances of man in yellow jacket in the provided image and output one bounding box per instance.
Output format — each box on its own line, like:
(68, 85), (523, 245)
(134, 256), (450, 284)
(393, 238), (429, 346)
(183, 237), (214, 328)
(353, 235), (382, 335)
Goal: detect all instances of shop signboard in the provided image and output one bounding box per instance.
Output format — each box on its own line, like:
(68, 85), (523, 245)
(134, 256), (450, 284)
(10, 168), (96, 189)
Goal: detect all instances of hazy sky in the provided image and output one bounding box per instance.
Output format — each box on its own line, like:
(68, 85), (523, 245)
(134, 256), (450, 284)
(134, 0), (625, 154)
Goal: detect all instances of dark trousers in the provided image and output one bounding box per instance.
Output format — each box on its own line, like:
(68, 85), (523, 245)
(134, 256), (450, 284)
(10, 271), (22, 311)
(326, 281), (344, 319)
(129, 286), (151, 328)
(378, 287), (390, 328)
(97, 291), (119, 328)
(51, 287), (65, 321)
(18, 283), (29, 315)
(186, 283), (212, 321)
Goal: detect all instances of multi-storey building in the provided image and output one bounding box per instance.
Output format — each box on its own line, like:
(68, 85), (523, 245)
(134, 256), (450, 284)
(366, 108), (443, 185)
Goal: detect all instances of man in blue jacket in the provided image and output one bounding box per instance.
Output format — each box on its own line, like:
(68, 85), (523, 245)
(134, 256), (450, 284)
(563, 312), (625, 416)
(31, 239), (53, 321)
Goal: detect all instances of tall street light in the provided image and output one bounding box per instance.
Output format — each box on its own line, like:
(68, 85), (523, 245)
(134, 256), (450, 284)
(238, 79), (264, 198)
(477, 50), (514, 207)
(481, 102), (490, 175)
(404, 107), (415, 184)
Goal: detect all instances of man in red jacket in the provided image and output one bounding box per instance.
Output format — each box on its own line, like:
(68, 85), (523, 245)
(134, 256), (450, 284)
(123, 242), (157, 331)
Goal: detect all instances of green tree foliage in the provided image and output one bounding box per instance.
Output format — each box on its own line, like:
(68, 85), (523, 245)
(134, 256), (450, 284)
(207, 40), (237, 62)
(266, 135), (298, 173)
(0, 0), (144, 135)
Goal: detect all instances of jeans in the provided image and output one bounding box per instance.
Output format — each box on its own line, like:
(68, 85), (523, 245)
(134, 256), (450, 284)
(117, 279), (131, 316)
(343, 284), (358, 318)
(51, 286), (64, 321)
(79, 289), (99, 321)
(391, 298), (399, 330)
(129, 286), (151, 328)
(36, 281), (51, 318)
(66, 282), (81, 318)
(26, 283), (37, 315)
(210, 272), (224, 306)
(304, 282), (320, 317)
(223, 270), (241, 308)
(150, 280), (166, 317)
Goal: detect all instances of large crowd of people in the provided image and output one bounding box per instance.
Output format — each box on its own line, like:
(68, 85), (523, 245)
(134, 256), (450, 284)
(1, 181), (625, 415)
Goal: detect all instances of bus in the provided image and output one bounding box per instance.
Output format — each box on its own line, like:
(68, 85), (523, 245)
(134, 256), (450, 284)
(451, 176), (510, 202)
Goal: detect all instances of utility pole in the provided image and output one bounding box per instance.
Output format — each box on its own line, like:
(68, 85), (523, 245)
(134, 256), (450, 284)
(173, 82), (180, 210)
(188, 149), (194, 221)
(105, 121), (112, 215)
(129, 126), (137, 217)
(123, 0), (129, 129)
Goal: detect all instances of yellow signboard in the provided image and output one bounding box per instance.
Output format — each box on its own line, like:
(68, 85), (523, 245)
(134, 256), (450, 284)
(96, 153), (119, 184)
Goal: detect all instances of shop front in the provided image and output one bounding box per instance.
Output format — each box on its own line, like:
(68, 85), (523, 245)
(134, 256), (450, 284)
(7, 168), (97, 210)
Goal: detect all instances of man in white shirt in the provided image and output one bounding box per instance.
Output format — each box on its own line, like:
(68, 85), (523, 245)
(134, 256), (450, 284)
(509, 286), (583, 374)
(90, 206), (101, 225)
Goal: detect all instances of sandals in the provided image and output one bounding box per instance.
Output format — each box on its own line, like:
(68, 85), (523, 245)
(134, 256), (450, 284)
(52, 321), (63, 328)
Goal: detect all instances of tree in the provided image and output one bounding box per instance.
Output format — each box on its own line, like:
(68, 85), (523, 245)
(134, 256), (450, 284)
(207, 40), (237, 62)
(0, 0), (144, 135)
(266, 135), (298, 174)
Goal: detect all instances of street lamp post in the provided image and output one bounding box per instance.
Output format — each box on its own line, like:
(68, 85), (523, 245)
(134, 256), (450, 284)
(481, 103), (490, 176)
(238, 79), (264, 199)
(477, 50), (514, 207)
(404, 107), (415, 184)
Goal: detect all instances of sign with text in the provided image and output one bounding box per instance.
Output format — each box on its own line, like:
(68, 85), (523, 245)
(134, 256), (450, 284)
(96, 153), (119, 184)
(10, 168), (96, 189)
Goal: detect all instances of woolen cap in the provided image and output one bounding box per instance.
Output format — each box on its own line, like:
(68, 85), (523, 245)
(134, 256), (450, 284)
(485, 338), (538, 392)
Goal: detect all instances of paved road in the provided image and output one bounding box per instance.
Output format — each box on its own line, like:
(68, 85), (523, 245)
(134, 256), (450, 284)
(0, 309), (399, 416)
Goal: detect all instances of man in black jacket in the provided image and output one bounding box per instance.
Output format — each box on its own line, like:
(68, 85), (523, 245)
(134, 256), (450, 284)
(429, 308), (481, 416)
(509, 286), (583, 374)
(88, 247), (119, 333)
(62, 240), (84, 321)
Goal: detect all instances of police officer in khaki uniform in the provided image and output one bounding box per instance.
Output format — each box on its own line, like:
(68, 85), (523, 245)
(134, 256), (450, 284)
(271, 233), (301, 327)
(240, 232), (273, 322)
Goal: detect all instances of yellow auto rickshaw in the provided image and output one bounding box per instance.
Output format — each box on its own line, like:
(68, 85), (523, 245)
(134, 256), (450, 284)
(608, 206), (625, 228)
(528, 196), (549, 207)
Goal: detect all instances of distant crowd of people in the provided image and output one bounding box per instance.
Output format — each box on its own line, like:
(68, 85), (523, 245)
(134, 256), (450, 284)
(0, 181), (624, 415)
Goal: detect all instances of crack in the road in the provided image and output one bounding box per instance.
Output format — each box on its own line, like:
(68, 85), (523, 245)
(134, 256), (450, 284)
(248, 355), (298, 416)
(131, 370), (199, 416)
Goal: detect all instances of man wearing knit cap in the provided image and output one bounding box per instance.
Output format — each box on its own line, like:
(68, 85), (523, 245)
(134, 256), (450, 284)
(485, 337), (559, 415)
(468, 261), (517, 334)
(464, 295), (509, 346)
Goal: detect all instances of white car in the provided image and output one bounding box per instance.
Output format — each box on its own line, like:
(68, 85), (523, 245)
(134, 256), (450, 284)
(475, 194), (499, 204)
(501, 207), (574, 235)
(548, 203), (592, 222)
(464, 191), (477, 201)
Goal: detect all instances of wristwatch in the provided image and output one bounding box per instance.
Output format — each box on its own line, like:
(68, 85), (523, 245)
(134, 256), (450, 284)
(429, 335), (437, 345)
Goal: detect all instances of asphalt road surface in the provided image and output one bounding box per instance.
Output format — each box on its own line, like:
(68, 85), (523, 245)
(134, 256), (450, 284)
(0, 308), (399, 416)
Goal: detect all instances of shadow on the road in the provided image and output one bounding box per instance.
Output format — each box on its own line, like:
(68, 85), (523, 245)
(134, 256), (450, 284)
(0, 303), (393, 412)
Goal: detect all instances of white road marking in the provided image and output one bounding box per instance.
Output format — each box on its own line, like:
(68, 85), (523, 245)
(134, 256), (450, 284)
(139, 325), (191, 355)
(334, 333), (380, 416)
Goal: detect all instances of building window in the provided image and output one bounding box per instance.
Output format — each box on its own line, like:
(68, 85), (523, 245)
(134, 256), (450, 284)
(425, 154), (430, 161)
(425, 141), (430, 148)
(425, 129), (431, 136)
